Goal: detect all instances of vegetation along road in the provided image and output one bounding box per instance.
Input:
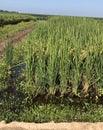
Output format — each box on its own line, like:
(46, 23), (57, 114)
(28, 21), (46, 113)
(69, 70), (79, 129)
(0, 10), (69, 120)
(0, 25), (34, 58)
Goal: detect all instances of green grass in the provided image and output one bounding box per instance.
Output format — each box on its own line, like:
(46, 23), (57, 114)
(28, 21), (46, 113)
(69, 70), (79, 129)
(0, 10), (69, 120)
(0, 102), (103, 123)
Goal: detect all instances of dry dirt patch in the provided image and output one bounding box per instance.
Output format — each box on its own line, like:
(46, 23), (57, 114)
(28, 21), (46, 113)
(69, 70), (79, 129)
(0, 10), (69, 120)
(0, 121), (103, 130)
(0, 127), (28, 130)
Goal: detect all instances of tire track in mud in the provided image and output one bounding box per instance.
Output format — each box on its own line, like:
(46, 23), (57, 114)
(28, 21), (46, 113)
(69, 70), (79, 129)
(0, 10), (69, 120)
(0, 25), (34, 58)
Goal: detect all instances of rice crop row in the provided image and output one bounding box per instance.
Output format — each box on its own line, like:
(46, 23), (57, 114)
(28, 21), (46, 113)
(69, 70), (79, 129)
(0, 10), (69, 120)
(0, 12), (35, 26)
(24, 16), (103, 100)
(0, 16), (102, 103)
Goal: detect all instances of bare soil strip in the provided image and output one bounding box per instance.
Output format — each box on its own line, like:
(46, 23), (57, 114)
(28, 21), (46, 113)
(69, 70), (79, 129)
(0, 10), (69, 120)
(0, 25), (34, 58)
(0, 121), (103, 130)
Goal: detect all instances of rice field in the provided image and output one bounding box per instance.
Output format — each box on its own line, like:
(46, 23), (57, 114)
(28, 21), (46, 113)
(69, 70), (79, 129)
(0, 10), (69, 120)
(0, 16), (103, 100)
(22, 16), (103, 100)
(0, 12), (35, 26)
(0, 15), (103, 122)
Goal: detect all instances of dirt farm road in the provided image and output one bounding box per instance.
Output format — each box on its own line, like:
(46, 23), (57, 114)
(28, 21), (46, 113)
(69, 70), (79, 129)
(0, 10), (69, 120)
(0, 121), (103, 130)
(0, 25), (34, 58)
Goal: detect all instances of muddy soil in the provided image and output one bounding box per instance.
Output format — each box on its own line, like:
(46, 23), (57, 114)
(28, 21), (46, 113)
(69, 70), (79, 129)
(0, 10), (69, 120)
(0, 121), (103, 130)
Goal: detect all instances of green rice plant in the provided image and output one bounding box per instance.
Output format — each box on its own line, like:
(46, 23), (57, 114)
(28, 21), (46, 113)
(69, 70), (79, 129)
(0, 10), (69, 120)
(26, 42), (34, 83)
(4, 40), (14, 67)
(0, 40), (14, 90)
(24, 16), (103, 100)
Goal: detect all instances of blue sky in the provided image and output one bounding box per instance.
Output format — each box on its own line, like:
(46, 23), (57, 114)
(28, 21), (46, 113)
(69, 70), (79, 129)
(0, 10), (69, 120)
(0, 0), (103, 17)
